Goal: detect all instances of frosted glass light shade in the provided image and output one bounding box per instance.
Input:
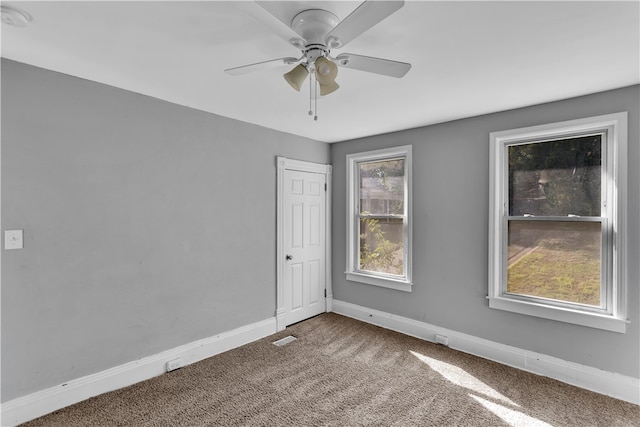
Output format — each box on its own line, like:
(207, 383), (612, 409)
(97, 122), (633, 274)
(283, 64), (309, 91)
(315, 57), (339, 95)
(315, 57), (338, 83)
(319, 80), (340, 96)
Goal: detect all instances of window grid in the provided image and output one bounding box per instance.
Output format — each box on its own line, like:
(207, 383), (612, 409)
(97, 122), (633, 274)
(346, 146), (412, 292)
(488, 113), (627, 333)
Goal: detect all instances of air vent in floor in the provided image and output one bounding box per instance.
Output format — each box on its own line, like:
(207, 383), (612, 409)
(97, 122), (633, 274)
(272, 335), (297, 346)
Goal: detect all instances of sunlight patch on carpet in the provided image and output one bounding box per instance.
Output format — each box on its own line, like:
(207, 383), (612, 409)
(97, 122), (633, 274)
(273, 335), (297, 346)
(410, 350), (517, 406)
(470, 394), (553, 427)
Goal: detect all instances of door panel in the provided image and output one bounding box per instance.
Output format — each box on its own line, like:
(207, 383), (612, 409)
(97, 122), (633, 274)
(309, 203), (320, 246)
(284, 169), (326, 326)
(309, 259), (320, 305)
(291, 262), (304, 310)
(291, 203), (303, 248)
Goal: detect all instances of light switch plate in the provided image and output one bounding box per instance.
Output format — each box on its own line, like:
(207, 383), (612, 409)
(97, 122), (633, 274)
(5, 230), (23, 250)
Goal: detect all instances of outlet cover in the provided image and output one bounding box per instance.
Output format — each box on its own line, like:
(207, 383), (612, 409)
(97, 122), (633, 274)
(5, 230), (23, 250)
(166, 358), (182, 372)
(435, 334), (449, 346)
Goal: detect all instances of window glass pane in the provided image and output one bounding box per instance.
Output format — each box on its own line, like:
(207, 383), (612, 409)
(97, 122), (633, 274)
(359, 217), (404, 276)
(509, 135), (601, 216)
(507, 220), (601, 306)
(359, 159), (404, 215)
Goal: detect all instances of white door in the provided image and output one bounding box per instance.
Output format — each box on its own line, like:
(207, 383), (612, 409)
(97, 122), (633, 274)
(283, 169), (326, 326)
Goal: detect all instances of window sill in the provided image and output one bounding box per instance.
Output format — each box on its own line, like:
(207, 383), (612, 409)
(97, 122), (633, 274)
(346, 272), (412, 292)
(488, 296), (627, 333)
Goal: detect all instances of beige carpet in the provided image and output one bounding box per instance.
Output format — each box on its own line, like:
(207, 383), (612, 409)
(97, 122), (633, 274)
(22, 313), (639, 426)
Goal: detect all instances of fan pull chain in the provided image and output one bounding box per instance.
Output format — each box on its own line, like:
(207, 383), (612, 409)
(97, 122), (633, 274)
(314, 77), (318, 121)
(307, 71), (318, 121)
(308, 71), (313, 117)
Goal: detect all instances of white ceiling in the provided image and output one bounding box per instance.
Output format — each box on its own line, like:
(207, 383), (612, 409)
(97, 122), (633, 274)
(2, 1), (639, 143)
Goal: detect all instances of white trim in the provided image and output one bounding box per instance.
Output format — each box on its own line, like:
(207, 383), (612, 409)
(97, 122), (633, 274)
(325, 165), (334, 313)
(345, 145), (413, 290)
(276, 157), (332, 331)
(331, 300), (639, 405)
(488, 112), (628, 332)
(345, 271), (412, 292)
(488, 296), (628, 333)
(0, 318), (277, 427)
(276, 157), (287, 332)
(278, 157), (328, 174)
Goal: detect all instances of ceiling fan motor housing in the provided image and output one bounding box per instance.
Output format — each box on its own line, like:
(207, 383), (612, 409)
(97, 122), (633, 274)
(291, 9), (339, 48)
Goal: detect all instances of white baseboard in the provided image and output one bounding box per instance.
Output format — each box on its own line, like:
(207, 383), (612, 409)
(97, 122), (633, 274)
(326, 293), (334, 313)
(331, 300), (639, 405)
(1, 317), (277, 427)
(3, 305), (636, 426)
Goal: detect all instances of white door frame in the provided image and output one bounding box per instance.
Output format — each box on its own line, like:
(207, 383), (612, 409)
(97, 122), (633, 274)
(276, 157), (332, 331)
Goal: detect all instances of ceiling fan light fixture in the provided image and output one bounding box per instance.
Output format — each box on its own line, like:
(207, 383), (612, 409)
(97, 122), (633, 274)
(318, 80), (340, 96)
(283, 64), (309, 91)
(227, 1), (411, 110)
(315, 57), (338, 82)
(315, 56), (339, 96)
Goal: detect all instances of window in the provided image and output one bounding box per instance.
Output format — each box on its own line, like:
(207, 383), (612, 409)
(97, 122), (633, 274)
(346, 146), (412, 291)
(489, 113), (628, 332)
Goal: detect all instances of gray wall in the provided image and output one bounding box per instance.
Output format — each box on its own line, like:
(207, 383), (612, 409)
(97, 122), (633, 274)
(331, 85), (640, 379)
(3, 57), (637, 404)
(1, 59), (330, 401)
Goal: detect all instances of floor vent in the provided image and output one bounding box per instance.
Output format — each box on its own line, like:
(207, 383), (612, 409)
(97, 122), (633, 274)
(273, 335), (297, 346)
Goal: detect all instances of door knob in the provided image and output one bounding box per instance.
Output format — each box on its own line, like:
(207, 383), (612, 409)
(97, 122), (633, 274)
(286, 254), (293, 260)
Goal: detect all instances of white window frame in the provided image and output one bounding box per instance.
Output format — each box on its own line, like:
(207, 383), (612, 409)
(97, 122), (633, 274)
(346, 145), (413, 292)
(488, 113), (628, 333)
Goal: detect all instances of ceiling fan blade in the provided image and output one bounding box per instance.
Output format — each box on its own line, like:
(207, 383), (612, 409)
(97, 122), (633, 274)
(238, 2), (306, 48)
(225, 57), (300, 76)
(325, 1), (404, 48)
(335, 53), (411, 78)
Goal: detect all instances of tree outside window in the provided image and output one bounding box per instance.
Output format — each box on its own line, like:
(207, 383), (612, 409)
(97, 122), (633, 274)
(346, 146), (412, 292)
(488, 113), (628, 332)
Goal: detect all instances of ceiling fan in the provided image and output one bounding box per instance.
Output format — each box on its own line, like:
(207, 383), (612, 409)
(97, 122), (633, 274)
(225, 1), (411, 117)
